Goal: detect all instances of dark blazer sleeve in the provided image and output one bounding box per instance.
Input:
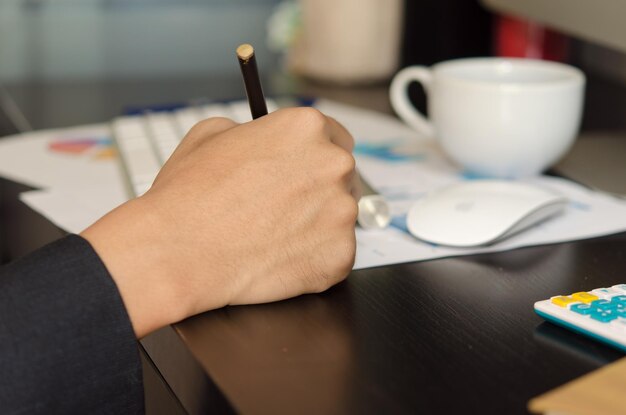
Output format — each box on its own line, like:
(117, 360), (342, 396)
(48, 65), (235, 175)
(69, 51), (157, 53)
(0, 235), (144, 414)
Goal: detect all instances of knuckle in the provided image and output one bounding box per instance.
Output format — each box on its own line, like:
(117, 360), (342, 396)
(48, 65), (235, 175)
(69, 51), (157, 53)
(307, 235), (355, 294)
(193, 116), (236, 133)
(337, 196), (358, 224)
(332, 149), (356, 175)
(291, 107), (328, 130)
(309, 274), (332, 294)
(301, 263), (329, 294)
(332, 239), (356, 280)
(321, 235), (356, 288)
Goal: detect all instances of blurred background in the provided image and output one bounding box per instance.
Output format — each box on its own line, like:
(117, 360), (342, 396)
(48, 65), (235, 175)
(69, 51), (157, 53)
(1, 0), (626, 130)
(0, 0), (282, 82)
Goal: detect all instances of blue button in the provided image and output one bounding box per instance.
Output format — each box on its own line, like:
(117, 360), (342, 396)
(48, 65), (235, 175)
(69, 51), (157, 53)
(610, 295), (626, 304)
(570, 303), (593, 315)
(590, 310), (618, 323)
(591, 299), (611, 307)
(610, 299), (626, 310)
(591, 299), (616, 312)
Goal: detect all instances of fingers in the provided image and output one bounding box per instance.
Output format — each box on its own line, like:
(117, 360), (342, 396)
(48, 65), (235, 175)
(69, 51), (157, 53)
(245, 107), (361, 199)
(169, 117), (239, 161)
(186, 117), (239, 145)
(308, 110), (359, 200)
(262, 107), (354, 152)
(325, 116), (355, 153)
(351, 171), (363, 201)
(323, 116), (360, 200)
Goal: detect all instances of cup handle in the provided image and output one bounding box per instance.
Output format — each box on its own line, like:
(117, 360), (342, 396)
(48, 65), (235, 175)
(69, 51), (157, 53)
(389, 66), (435, 138)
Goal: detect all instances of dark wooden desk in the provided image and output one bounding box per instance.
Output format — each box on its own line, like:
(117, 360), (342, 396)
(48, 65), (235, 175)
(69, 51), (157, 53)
(140, 237), (624, 415)
(1, 76), (626, 414)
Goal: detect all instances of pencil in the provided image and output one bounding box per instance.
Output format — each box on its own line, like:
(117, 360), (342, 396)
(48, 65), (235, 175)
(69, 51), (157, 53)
(236, 43), (268, 119)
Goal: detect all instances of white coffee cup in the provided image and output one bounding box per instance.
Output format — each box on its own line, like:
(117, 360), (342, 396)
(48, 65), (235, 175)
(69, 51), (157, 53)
(390, 58), (585, 178)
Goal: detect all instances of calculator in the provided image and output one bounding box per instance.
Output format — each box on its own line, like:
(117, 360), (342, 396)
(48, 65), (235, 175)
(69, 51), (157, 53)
(534, 284), (626, 352)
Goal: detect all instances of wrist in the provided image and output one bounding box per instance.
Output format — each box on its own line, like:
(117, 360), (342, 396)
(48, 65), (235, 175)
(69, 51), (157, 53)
(81, 196), (191, 338)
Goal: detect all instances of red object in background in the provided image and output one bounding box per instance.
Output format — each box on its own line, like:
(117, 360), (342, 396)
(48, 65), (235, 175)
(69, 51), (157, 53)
(495, 15), (569, 62)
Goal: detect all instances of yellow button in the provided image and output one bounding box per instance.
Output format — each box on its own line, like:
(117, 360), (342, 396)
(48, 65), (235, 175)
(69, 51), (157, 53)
(571, 292), (598, 304)
(551, 296), (577, 307)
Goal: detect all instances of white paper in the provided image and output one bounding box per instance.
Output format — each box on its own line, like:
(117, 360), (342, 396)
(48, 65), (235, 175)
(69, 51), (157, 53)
(0, 124), (121, 191)
(19, 184), (128, 234)
(4, 99), (626, 270)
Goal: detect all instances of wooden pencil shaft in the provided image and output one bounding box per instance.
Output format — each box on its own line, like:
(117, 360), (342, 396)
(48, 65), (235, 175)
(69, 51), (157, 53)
(237, 50), (268, 120)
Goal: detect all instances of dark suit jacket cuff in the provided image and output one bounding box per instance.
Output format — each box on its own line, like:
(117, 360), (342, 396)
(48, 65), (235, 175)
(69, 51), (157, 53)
(0, 234), (144, 414)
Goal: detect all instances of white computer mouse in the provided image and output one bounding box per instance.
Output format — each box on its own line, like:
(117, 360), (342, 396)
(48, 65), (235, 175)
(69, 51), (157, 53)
(406, 180), (568, 247)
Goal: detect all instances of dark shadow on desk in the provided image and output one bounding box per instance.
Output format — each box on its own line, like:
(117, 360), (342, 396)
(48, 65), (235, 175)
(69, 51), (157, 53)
(176, 289), (359, 415)
(534, 322), (622, 366)
(0, 178), (66, 263)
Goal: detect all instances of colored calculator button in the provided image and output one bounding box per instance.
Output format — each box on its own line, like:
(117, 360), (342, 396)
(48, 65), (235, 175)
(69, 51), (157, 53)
(551, 296), (578, 307)
(610, 295), (626, 304)
(590, 311), (618, 323)
(570, 303), (593, 315)
(590, 299), (615, 312)
(590, 299), (611, 307)
(571, 292), (599, 303)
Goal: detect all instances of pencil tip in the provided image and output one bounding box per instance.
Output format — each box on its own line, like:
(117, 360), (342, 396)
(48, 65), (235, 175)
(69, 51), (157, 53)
(236, 44), (255, 60)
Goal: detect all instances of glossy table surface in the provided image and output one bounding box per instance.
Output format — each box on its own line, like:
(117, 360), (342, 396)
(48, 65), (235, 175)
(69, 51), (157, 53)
(169, 236), (626, 414)
(2, 75), (626, 414)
